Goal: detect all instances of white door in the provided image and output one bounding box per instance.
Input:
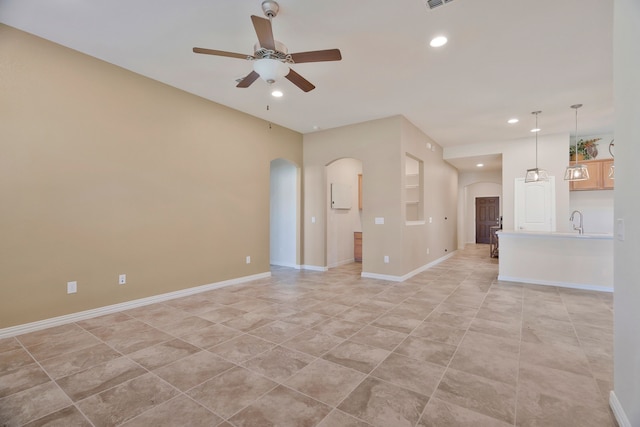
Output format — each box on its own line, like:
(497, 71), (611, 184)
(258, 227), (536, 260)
(514, 177), (556, 232)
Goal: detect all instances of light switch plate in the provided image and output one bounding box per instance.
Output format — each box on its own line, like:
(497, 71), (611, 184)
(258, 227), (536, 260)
(375, 217), (385, 225)
(616, 218), (625, 241)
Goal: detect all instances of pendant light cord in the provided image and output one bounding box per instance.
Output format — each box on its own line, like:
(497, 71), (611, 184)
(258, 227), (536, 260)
(571, 104), (582, 165)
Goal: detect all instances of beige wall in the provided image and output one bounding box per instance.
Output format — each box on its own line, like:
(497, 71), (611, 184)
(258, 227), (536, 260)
(0, 25), (302, 328)
(303, 116), (402, 273)
(303, 116), (458, 278)
(401, 118), (458, 274)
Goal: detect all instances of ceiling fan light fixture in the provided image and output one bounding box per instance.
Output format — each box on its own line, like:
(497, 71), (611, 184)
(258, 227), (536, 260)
(271, 89), (283, 97)
(253, 58), (289, 84)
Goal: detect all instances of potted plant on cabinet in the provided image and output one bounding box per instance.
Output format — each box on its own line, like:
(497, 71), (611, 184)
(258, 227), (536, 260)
(569, 137), (601, 160)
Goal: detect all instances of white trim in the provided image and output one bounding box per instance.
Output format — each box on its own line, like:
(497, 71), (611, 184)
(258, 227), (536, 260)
(300, 264), (328, 272)
(497, 275), (613, 293)
(328, 258), (355, 268)
(361, 251), (456, 282)
(609, 391), (632, 427)
(270, 262), (301, 269)
(0, 272), (270, 339)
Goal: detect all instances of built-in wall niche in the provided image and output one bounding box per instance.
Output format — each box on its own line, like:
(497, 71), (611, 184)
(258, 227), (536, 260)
(405, 154), (424, 222)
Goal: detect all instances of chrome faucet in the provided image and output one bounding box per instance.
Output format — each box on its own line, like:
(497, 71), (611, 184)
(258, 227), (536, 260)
(570, 210), (584, 234)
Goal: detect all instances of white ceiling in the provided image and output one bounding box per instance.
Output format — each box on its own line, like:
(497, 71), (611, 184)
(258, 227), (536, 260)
(0, 0), (613, 172)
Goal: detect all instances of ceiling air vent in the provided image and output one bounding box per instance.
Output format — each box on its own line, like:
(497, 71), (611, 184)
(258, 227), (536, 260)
(426, 0), (454, 10)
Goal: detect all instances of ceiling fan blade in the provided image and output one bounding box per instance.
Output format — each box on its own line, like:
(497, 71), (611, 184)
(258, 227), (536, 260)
(193, 47), (253, 60)
(236, 71), (260, 88)
(285, 69), (315, 92)
(290, 49), (342, 64)
(251, 15), (276, 51)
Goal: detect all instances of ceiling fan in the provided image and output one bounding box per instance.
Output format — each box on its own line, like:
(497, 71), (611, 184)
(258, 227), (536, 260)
(193, 0), (342, 92)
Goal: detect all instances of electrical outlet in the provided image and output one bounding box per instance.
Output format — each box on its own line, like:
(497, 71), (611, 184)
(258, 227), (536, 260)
(119, 274), (126, 285)
(384, 255), (389, 263)
(246, 256), (251, 264)
(67, 281), (77, 294)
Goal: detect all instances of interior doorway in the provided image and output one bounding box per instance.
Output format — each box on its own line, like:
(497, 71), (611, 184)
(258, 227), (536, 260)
(476, 197), (500, 243)
(270, 159), (298, 268)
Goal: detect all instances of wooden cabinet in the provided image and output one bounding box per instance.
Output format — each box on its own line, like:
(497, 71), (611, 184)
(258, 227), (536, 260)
(354, 232), (362, 262)
(569, 159), (614, 191)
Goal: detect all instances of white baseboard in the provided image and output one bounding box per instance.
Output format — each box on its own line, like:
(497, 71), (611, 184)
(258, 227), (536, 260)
(270, 261), (301, 269)
(361, 251), (456, 282)
(300, 264), (328, 272)
(328, 258), (355, 269)
(497, 275), (613, 293)
(609, 391), (632, 427)
(0, 272), (271, 339)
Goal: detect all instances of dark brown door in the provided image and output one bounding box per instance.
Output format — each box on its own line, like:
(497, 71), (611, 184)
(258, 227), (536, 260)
(476, 197), (499, 244)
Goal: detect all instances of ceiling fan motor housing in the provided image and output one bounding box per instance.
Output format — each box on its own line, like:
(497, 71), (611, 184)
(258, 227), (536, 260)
(261, 0), (279, 18)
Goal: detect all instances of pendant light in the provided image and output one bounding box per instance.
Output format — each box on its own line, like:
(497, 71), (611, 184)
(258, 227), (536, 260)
(564, 104), (590, 181)
(525, 111), (549, 182)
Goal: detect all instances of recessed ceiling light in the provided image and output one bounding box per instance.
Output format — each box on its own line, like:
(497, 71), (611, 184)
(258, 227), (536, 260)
(271, 90), (283, 98)
(312, 125), (320, 131)
(476, 163), (484, 167)
(507, 118), (519, 124)
(530, 128), (541, 133)
(430, 36), (448, 48)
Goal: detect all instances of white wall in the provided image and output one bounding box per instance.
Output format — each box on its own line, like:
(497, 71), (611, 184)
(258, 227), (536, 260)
(326, 158), (363, 267)
(445, 132), (571, 233)
(569, 191), (614, 234)
(270, 159), (298, 267)
(612, 0), (640, 425)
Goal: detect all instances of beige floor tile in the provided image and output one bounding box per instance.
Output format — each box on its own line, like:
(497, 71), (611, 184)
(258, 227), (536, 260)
(187, 366), (278, 418)
(323, 341), (390, 374)
(312, 318), (364, 338)
(0, 363), (51, 399)
(39, 343), (121, 379)
(418, 397), (513, 427)
(449, 343), (519, 386)
(128, 339), (200, 370)
(179, 323), (241, 348)
(371, 352), (445, 396)
(0, 347), (35, 376)
(198, 306), (249, 323)
(338, 376), (429, 427)
(371, 313), (422, 334)
(281, 310), (331, 328)
(518, 362), (602, 405)
(77, 373), (178, 427)
(247, 319), (307, 344)
(242, 346), (314, 382)
(424, 311), (474, 330)
(229, 384), (331, 427)
(285, 358), (366, 406)
(0, 381), (72, 426)
(282, 329), (344, 357)
(434, 368), (516, 424)
(394, 336), (457, 367)
(337, 307), (383, 324)
(120, 395), (222, 427)
(208, 334), (275, 363)
(56, 356), (146, 402)
(75, 312), (133, 331)
(516, 388), (616, 427)
(20, 328), (102, 361)
(22, 405), (92, 427)
(92, 323), (174, 355)
(349, 325), (407, 351)
(410, 322), (466, 346)
(153, 350), (235, 391)
(0, 337), (22, 354)
(158, 315), (214, 337)
(221, 311), (275, 332)
(519, 340), (591, 376)
(317, 409), (373, 427)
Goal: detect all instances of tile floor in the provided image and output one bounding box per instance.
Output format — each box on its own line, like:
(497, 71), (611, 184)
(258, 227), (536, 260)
(0, 244), (617, 426)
